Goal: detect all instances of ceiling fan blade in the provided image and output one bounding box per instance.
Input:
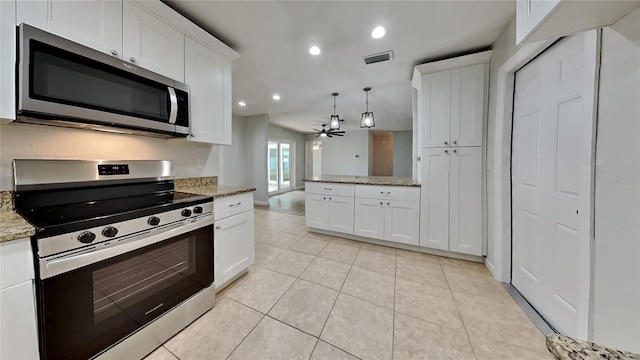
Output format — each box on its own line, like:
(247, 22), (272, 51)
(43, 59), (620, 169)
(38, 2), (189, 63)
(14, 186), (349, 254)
(316, 134), (320, 137)
(333, 133), (344, 136)
(312, 128), (321, 132)
(329, 131), (345, 134)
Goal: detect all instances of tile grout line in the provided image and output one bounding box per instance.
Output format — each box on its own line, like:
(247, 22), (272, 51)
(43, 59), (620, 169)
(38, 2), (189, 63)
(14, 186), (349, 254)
(439, 257), (480, 360)
(392, 251), (397, 360)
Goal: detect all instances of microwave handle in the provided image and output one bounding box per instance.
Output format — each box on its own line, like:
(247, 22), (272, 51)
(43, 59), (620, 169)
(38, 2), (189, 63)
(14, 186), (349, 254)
(168, 87), (178, 124)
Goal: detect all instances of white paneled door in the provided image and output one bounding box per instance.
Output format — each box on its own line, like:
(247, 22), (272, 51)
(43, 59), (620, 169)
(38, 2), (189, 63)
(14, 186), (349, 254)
(511, 32), (597, 336)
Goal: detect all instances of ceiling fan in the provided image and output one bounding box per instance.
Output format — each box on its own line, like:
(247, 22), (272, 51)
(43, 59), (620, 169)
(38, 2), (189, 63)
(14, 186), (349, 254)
(314, 124), (345, 138)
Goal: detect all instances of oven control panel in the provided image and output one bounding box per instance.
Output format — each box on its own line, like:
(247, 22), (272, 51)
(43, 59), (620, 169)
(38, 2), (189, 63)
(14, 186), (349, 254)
(43, 202), (213, 256)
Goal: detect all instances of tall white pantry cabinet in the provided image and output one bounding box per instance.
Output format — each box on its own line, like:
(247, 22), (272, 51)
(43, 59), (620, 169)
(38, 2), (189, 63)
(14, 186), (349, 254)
(412, 51), (491, 257)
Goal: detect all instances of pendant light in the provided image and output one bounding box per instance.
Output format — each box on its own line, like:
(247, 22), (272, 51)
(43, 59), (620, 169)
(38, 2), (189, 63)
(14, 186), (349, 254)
(360, 87), (375, 128)
(329, 92), (341, 130)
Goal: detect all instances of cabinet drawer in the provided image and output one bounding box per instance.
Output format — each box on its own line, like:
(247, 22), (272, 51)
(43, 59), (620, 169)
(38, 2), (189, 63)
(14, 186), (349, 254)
(355, 185), (420, 201)
(0, 238), (35, 289)
(305, 182), (354, 197)
(214, 193), (253, 221)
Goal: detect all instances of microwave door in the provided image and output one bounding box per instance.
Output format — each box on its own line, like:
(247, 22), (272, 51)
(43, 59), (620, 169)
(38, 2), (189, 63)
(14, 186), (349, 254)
(17, 24), (189, 137)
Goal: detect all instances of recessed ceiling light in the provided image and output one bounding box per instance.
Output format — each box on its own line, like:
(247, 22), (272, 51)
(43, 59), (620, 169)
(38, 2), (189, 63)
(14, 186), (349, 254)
(272, 94), (281, 101)
(238, 101), (246, 107)
(309, 46), (321, 55)
(371, 26), (386, 39)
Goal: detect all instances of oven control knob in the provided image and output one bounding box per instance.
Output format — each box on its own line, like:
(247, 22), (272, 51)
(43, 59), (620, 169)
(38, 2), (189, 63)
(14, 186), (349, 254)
(102, 226), (118, 238)
(148, 216), (161, 226)
(181, 209), (192, 217)
(78, 231), (96, 244)
(193, 206), (203, 214)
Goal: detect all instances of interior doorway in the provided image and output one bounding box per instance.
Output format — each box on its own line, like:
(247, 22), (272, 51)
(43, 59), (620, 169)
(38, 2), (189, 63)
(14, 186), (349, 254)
(371, 132), (393, 176)
(268, 140), (293, 194)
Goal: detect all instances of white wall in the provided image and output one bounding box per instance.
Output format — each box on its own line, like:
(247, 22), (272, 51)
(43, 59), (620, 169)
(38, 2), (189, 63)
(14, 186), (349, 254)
(0, 123), (220, 190)
(244, 114), (269, 204)
(320, 130), (370, 176)
(592, 8), (640, 353)
(220, 114), (246, 186)
(485, 18), (520, 273)
(268, 125), (305, 189)
(393, 131), (413, 177)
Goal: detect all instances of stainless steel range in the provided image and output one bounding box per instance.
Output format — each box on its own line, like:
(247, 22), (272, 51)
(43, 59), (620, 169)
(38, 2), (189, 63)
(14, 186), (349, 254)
(13, 160), (215, 360)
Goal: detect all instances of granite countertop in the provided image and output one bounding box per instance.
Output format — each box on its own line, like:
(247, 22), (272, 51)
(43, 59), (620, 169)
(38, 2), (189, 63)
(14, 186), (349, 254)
(178, 185), (256, 199)
(0, 192), (36, 243)
(546, 333), (640, 360)
(303, 175), (421, 187)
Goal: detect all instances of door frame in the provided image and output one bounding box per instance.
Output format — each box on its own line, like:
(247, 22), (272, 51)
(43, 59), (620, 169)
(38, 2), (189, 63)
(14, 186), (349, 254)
(488, 30), (600, 340)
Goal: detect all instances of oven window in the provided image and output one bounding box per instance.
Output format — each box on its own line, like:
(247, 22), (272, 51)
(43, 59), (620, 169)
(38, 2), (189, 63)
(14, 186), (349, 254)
(39, 225), (213, 360)
(92, 236), (196, 324)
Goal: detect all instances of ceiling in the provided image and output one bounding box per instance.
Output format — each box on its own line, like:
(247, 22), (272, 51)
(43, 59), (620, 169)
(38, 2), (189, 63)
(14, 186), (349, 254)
(165, 1), (515, 134)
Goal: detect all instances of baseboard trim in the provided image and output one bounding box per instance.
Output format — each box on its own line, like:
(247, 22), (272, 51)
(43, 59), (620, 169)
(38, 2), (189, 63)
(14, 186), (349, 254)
(307, 228), (484, 263)
(254, 201), (269, 206)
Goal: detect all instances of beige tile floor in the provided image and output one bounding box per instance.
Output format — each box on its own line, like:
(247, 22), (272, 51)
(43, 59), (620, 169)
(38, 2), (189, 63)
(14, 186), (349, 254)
(145, 209), (554, 360)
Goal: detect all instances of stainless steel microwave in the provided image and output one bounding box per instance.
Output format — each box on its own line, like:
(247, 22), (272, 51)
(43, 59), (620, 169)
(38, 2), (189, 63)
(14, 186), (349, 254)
(17, 24), (191, 137)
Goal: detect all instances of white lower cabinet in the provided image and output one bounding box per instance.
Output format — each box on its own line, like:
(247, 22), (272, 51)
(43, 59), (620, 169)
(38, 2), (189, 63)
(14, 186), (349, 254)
(354, 188), (420, 246)
(304, 193), (354, 235)
(420, 147), (483, 256)
(0, 238), (38, 359)
(0, 281), (39, 360)
(213, 193), (255, 291)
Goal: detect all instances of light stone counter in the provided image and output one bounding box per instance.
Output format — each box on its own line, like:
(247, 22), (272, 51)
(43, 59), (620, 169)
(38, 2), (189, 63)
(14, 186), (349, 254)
(546, 333), (640, 360)
(178, 185), (256, 199)
(303, 175), (420, 187)
(0, 192), (35, 243)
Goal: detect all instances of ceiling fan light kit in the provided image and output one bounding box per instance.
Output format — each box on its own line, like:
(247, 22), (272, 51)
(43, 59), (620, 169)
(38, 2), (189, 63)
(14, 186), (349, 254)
(360, 87), (375, 128)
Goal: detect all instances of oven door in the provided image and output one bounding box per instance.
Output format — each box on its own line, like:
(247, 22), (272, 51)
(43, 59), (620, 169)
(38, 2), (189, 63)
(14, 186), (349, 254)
(36, 217), (213, 360)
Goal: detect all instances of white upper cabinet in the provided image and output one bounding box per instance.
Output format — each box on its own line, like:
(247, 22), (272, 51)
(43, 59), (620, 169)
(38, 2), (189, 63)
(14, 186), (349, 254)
(123, 0), (184, 81)
(1, 0), (16, 122)
(450, 64), (486, 147)
(413, 52), (490, 149)
(17, 0), (123, 57)
(185, 37), (232, 144)
(421, 71), (451, 148)
(516, 0), (640, 45)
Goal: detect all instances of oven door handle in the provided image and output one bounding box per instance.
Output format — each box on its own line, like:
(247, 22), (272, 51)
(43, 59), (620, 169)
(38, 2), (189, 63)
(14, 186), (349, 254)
(40, 215), (213, 279)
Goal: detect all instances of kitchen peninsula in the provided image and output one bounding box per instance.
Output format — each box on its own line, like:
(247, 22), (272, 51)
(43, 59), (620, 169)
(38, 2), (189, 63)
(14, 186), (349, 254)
(304, 175), (424, 251)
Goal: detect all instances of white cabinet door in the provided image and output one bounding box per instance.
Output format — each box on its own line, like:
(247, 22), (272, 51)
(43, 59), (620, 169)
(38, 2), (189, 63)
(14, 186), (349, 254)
(0, 281), (39, 360)
(327, 195), (354, 235)
(451, 64), (485, 147)
(214, 210), (254, 290)
(354, 198), (385, 240)
(17, 0), (123, 57)
(421, 71), (451, 148)
(419, 148), (450, 250)
(449, 147), (483, 255)
(123, 0), (184, 81)
(305, 194), (327, 229)
(185, 37), (232, 144)
(385, 200), (420, 246)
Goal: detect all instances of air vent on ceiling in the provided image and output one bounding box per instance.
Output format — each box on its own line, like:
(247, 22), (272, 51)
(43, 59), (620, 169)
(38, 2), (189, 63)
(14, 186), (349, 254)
(364, 50), (393, 65)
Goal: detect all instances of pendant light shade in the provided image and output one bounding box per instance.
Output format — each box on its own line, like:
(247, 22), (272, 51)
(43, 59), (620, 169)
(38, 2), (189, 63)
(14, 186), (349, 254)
(329, 92), (341, 130)
(360, 87), (375, 128)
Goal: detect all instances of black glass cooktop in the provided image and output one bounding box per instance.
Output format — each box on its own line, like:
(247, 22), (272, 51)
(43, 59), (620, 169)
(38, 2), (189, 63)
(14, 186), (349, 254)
(14, 181), (212, 238)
